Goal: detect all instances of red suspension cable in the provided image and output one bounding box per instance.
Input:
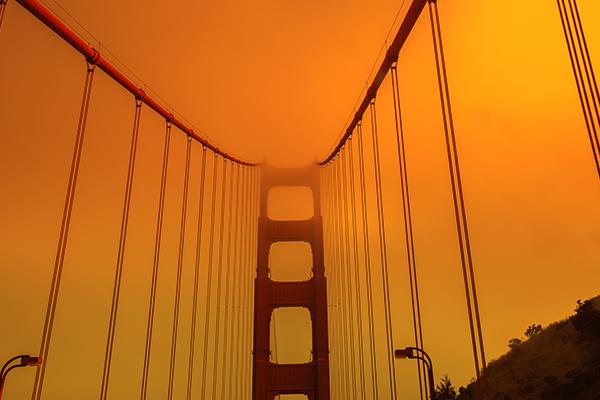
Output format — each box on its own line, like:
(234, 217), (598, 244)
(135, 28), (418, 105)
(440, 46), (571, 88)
(15, 0), (257, 166)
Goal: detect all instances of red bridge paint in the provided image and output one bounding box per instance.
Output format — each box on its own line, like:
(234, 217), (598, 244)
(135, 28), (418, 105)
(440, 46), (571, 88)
(253, 166), (330, 400)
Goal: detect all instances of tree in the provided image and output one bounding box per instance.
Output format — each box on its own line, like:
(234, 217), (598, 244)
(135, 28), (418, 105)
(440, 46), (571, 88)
(524, 324), (542, 338)
(508, 337), (522, 349)
(432, 375), (457, 400)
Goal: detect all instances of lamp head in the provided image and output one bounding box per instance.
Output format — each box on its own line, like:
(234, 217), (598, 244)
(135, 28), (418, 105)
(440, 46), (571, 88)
(19, 356), (42, 367)
(394, 348), (415, 359)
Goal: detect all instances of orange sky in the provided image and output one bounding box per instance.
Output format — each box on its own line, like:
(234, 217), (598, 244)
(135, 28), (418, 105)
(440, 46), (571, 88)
(1, 0), (599, 399)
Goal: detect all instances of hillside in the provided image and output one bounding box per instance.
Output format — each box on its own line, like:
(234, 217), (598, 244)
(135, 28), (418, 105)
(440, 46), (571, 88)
(456, 296), (600, 400)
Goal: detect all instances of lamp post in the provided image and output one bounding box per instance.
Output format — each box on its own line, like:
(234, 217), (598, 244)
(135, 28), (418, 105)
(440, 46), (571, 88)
(394, 347), (435, 399)
(0, 355), (42, 399)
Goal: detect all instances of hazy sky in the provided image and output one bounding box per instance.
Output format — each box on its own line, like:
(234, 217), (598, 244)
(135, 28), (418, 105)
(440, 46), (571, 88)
(1, 0), (599, 399)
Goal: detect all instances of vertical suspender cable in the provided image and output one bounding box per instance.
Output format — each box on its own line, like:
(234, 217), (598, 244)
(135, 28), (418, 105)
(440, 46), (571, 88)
(32, 61), (96, 400)
(347, 137), (367, 399)
(557, 0), (600, 178)
(242, 169), (256, 398)
(100, 98), (144, 400)
(251, 168), (259, 397)
(231, 167), (248, 400)
(187, 146), (208, 400)
(321, 167), (332, 398)
(341, 147), (360, 399)
(211, 160), (229, 400)
(567, 0), (600, 173)
(239, 168), (251, 400)
(200, 154), (219, 400)
(220, 164), (240, 396)
(321, 167), (332, 396)
(331, 157), (348, 397)
(167, 137), (193, 400)
(357, 122), (379, 400)
(567, 0), (600, 131)
(244, 169), (258, 399)
(140, 107), (172, 400)
(333, 158), (351, 400)
(323, 166), (339, 400)
(570, 0), (600, 116)
(428, 0), (486, 377)
(251, 168), (260, 398)
(244, 167), (251, 399)
(370, 99), (398, 398)
(329, 166), (341, 400)
(390, 64), (426, 399)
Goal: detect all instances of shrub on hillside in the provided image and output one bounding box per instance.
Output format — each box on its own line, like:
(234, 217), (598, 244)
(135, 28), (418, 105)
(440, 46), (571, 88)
(524, 324), (542, 338)
(432, 376), (457, 400)
(508, 337), (522, 350)
(573, 299), (600, 338)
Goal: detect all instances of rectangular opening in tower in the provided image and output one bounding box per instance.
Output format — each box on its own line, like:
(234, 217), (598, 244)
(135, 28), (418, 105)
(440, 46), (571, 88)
(270, 307), (313, 364)
(267, 186), (314, 221)
(269, 242), (313, 282)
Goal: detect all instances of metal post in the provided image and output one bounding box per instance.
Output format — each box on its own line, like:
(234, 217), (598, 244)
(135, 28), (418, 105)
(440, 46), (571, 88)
(394, 347), (435, 399)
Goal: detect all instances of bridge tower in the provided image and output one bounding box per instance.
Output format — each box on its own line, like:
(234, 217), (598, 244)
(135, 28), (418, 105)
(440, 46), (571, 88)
(253, 166), (330, 400)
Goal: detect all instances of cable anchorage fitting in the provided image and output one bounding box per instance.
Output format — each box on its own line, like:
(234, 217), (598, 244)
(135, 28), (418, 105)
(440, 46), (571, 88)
(86, 48), (100, 67)
(385, 49), (399, 65)
(368, 88), (377, 102)
(166, 113), (174, 128)
(135, 88), (146, 103)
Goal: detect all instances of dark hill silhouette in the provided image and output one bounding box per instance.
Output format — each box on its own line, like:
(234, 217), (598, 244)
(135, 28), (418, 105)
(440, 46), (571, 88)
(454, 296), (600, 400)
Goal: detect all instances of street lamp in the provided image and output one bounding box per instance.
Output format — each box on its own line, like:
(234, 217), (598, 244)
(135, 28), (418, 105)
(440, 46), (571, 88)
(0, 355), (42, 399)
(394, 347), (435, 399)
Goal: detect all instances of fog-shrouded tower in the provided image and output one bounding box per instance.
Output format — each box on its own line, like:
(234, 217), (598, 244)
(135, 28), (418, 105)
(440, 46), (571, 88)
(252, 166), (330, 400)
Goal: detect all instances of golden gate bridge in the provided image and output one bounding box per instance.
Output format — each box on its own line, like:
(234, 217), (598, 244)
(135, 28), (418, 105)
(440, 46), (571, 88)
(0, 0), (598, 399)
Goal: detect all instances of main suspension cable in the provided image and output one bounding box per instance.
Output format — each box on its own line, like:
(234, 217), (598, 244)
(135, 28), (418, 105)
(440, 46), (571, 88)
(140, 107), (173, 400)
(199, 154), (219, 400)
(428, 0), (486, 377)
(187, 146), (208, 400)
(357, 122), (379, 400)
(167, 136), (193, 400)
(100, 98), (143, 400)
(31, 61), (96, 400)
(370, 99), (398, 398)
(390, 64), (426, 399)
